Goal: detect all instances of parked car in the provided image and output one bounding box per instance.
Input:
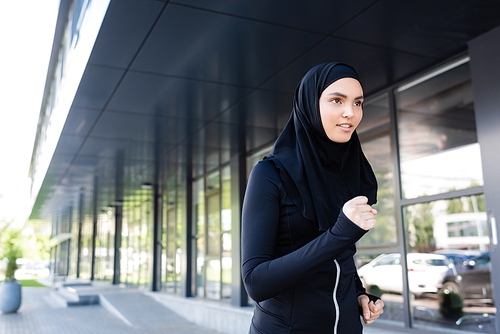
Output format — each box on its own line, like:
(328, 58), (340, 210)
(441, 252), (493, 300)
(433, 249), (482, 267)
(357, 253), (453, 296)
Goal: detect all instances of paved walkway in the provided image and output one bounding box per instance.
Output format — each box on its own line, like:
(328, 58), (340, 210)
(0, 286), (222, 334)
(0, 282), (402, 334)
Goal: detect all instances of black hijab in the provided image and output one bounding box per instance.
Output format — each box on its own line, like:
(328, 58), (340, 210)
(266, 62), (377, 231)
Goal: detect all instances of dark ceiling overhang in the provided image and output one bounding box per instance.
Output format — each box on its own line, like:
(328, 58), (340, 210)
(30, 0), (500, 220)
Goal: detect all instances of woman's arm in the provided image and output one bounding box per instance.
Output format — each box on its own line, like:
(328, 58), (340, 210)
(241, 161), (368, 302)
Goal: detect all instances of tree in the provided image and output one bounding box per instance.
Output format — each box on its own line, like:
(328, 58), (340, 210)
(357, 168), (398, 247)
(406, 202), (435, 253)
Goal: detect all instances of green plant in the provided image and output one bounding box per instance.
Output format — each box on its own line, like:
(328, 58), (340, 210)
(367, 284), (383, 298)
(5, 251), (19, 282)
(439, 291), (464, 319)
(2, 230), (22, 282)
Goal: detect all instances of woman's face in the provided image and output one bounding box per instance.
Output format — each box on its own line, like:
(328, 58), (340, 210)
(319, 77), (363, 143)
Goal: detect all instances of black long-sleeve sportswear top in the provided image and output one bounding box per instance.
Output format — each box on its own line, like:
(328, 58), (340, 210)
(242, 159), (369, 334)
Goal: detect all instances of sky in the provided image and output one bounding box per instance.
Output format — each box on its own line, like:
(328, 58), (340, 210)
(0, 0), (60, 228)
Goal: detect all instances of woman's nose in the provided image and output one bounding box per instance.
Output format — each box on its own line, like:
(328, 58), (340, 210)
(342, 106), (354, 118)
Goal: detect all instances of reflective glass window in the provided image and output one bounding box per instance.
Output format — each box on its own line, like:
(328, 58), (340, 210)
(356, 252), (404, 325)
(359, 94), (397, 247)
(194, 177), (205, 297)
(174, 164), (186, 293)
(79, 190), (93, 280)
(162, 169), (179, 293)
(206, 170), (221, 300)
(396, 59), (483, 199)
(193, 168), (230, 300)
(206, 192), (221, 298)
(221, 166), (232, 299)
(94, 207), (115, 281)
(119, 189), (153, 288)
(403, 195), (495, 333)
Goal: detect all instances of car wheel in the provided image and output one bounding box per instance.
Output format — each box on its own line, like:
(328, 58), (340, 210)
(441, 281), (461, 296)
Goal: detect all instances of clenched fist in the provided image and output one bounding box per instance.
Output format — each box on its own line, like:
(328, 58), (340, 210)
(358, 294), (384, 324)
(342, 196), (377, 230)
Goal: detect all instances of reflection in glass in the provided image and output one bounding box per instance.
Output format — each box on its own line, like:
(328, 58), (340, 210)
(403, 195), (495, 333)
(95, 208), (115, 280)
(140, 201), (152, 286)
(356, 253), (404, 324)
(119, 192), (153, 287)
(206, 170), (221, 300)
(175, 166), (186, 293)
(359, 135), (397, 246)
(207, 193), (220, 257)
(206, 192), (221, 299)
(194, 178), (205, 297)
(396, 60), (483, 199)
(163, 206), (176, 292)
(360, 253), (449, 296)
(79, 190), (93, 280)
(194, 170), (227, 300)
(358, 94), (397, 247)
(120, 216), (129, 284)
(132, 211), (140, 285)
(221, 166), (232, 299)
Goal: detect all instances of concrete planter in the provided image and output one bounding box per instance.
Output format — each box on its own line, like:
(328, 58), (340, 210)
(0, 281), (22, 313)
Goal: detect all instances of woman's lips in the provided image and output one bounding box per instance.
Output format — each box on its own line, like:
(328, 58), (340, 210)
(337, 123), (353, 131)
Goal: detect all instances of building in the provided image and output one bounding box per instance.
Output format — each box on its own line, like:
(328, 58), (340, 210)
(29, 0), (500, 333)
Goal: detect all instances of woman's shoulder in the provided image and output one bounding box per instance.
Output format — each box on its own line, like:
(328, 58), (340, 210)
(250, 158), (279, 175)
(248, 158), (281, 184)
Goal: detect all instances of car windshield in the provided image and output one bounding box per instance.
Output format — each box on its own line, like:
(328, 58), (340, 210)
(472, 253), (490, 265)
(425, 259), (449, 266)
(374, 255), (400, 266)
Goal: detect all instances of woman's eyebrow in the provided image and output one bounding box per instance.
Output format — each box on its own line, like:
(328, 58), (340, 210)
(326, 92), (347, 98)
(326, 92), (364, 100)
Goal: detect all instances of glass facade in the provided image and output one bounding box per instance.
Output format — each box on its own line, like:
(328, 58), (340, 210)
(403, 195), (493, 332)
(221, 166), (232, 299)
(205, 171), (221, 299)
(357, 94), (402, 324)
(69, 205), (79, 277)
(79, 187), (94, 280)
(194, 177), (206, 297)
(94, 207), (115, 281)
(396, 58), (483, 199)
(358, 94), (397, 248)
(356, 56), (496, 332)
(193, 166), (232, 300)
(162, 174), (180, 293)
(120, 190), (153, 288)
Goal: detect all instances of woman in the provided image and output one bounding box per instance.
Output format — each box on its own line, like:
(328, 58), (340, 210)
(241, 62), (384, 334)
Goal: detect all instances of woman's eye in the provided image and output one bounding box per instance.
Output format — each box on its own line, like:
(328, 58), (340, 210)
(332, 98), (341, 104)
(354, 101), (362, 107)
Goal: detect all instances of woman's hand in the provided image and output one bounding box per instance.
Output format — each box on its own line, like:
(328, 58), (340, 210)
(358, 295), (384, 324)
(342, 196), (377, 230)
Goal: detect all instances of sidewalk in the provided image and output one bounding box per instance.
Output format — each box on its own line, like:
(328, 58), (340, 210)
(0, 285), (222, 334)
(0, 279), (401, 334)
